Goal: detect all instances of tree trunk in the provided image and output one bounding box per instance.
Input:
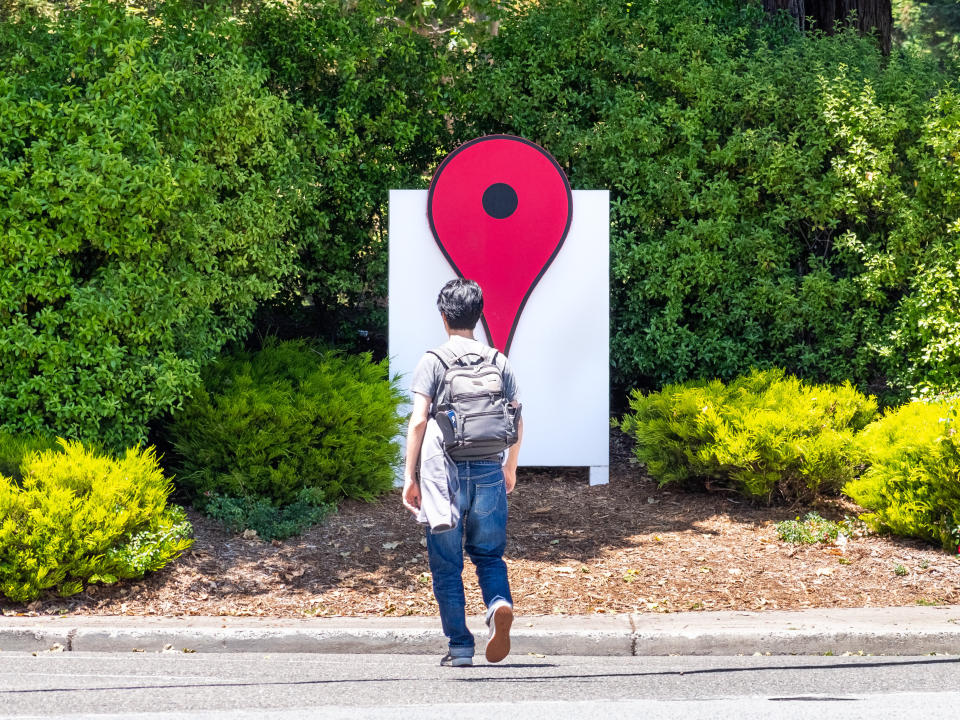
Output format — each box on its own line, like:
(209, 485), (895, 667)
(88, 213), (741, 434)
(763, 0), (806, 31)
(809, 1), (892, 53)
(763, 0), (892, 54)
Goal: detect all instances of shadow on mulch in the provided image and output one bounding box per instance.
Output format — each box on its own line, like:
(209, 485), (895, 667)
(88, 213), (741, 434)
(3, 429), (957, 617)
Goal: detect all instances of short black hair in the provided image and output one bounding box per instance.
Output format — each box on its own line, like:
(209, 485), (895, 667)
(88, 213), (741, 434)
(437, 278), (484, 330)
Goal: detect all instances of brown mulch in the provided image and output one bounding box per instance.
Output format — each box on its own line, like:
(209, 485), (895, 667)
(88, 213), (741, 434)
(3, 432), (959, 618)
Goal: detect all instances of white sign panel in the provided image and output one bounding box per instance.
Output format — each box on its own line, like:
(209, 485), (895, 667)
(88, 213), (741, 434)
(389, 189), (610, 484)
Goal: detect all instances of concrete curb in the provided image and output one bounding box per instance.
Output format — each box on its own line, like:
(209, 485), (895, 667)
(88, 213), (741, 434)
(1, 606), (958, 656)
(631, 605), (960, 655)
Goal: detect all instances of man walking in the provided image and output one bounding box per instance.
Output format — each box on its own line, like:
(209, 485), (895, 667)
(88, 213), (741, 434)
(402, 278), (523, 667)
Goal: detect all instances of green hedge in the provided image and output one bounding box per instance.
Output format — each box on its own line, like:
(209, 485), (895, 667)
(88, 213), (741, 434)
(0, 439), (191, 602)
(887, 91), (960, 395)
(620, 368), (877, 502)
(5, 0), (960, 454)
(0, 1), (298, 448)
(846, 399), (960, 551)
(167, 339), (404, 540)
(241, 0), (456, 345)
(461, 0), (955, 399)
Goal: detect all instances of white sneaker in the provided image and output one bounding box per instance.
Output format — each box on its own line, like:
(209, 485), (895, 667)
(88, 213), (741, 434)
(484, 600), (513, 663)
(440, 653), (473, 668)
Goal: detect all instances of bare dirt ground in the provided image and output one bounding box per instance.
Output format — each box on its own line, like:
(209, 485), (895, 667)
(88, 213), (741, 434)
(4, 432), (959, 618)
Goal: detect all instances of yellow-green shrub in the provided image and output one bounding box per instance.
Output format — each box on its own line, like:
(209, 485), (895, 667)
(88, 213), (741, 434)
(0, 432), (57, 481)
(0, 440), (192, 602)
(621, 368), (877, 502)
(846, 400), (960, 551)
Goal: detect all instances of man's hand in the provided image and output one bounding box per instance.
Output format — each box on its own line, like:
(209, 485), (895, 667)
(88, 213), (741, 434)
(402, 476), (421, 516)
(402, 392), (430, 517)
(503, 412), (522, 495)
(401, 392), (430, 516)
(503, 465), (517, 494)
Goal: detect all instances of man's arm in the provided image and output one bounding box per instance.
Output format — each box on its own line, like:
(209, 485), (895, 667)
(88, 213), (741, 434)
(401, 392), (431, 515)
(503, 403), (522, 494)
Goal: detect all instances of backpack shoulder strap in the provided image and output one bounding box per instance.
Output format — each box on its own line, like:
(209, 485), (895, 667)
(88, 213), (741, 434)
(426, 346), (457, 370)
(428, 344), (490, 369)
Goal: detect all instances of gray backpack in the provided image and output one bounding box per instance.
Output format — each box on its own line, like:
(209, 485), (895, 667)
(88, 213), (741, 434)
(429, 345), (521, 460)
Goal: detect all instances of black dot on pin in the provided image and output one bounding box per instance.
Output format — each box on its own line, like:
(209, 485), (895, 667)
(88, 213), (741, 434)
(481, 182), (518, 219)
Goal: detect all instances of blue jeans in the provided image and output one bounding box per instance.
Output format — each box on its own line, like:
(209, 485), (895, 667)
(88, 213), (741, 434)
(425, 459), (512, 658)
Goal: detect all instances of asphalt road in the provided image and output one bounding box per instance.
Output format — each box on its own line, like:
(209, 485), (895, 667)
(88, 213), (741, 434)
(0, 652), (958, 719)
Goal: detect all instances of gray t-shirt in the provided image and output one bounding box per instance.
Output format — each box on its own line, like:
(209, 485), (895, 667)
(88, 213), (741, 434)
(410, 336), (520, 407)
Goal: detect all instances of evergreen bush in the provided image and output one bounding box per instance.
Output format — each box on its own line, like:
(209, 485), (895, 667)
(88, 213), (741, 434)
(168, 339), (404, 538)
(0, 439), (192, 603)
(846, 399), (960, 551)
(0, 0), (298, 448)
(620, 368), (877, 502)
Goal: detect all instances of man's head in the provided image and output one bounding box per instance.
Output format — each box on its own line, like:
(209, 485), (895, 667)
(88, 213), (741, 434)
(437, 278), (484, 330)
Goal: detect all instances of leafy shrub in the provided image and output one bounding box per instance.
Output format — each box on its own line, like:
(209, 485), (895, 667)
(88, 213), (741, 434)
(0, 1), (298, 448)
(885, 90), (960, 395)
(241, 0), (455, 346)
(168, 339), (404, 535)
(0, 440), (192, 602)
(621, 368), (877, 502)
(775, 511), (866, 544)
(203, 490), (332, 542)
(462, 0), (953, 398)
(893, 0), (960, 69)
(846, 399), (960, 551)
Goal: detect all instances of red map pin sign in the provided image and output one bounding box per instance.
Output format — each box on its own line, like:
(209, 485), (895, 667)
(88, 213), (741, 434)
(427, 135), (572, 355)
